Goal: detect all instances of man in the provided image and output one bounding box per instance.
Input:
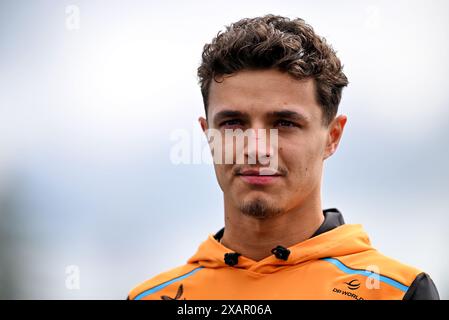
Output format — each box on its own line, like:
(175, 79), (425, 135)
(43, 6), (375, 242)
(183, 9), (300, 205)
(128, 15), (439, 300)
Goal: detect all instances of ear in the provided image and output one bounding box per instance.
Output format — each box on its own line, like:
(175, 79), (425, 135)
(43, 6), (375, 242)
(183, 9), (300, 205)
(198, 116), (218, 161)
(323, 115), (347, 160)
(198, 116), (208, 133)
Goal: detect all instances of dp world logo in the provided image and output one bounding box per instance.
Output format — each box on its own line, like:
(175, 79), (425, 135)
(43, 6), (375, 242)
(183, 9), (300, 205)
(344, 279), (361, 290)
(332, 279), (364, 300)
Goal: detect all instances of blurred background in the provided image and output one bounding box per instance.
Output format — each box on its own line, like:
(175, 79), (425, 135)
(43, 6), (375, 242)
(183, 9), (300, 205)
(0, 0), (448, 299)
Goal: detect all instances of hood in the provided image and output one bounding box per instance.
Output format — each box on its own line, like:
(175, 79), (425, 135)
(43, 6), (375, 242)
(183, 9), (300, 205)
(187, 209), (373, 274)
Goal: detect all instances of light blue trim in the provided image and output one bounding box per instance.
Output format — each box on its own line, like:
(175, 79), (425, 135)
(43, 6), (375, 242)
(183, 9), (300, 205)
(134, 266), (204, 300)
(321, 257), (409, 292)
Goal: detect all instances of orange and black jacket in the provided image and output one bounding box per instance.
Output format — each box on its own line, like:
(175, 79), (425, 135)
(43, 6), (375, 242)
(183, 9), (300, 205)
(128, 208), (439, 300)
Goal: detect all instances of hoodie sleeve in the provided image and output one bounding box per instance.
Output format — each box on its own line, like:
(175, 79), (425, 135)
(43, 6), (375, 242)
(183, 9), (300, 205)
(402, 272), (440, 300)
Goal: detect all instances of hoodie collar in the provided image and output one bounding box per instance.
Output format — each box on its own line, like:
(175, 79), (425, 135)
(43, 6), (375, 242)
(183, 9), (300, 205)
(188, 208), (372, 274)
(311, 208), (346, 237)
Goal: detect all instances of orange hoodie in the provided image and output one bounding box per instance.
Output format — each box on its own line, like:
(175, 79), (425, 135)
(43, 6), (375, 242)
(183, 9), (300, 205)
(128, 209), (439, 300)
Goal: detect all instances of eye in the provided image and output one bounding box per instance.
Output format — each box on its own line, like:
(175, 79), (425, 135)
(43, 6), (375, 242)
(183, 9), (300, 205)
(274, 120), (300, 128)
(219, 119), (244, 128)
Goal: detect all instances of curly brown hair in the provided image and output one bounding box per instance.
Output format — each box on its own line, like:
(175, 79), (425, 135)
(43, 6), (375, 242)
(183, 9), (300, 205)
(197, 14), (349, 126)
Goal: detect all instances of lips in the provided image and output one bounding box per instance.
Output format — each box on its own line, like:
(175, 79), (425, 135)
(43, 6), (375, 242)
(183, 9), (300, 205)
(238, 167), (281, 176)
(239, 169), (260, 176)
(236, 167), (283, 185)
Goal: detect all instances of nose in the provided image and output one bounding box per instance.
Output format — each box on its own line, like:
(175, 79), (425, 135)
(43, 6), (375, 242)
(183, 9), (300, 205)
(244, 127), (275, 165)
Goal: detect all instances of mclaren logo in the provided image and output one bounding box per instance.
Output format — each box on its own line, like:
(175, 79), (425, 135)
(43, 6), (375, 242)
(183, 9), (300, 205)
(344, 279), (361, 290)
(161, 284), (186, 300)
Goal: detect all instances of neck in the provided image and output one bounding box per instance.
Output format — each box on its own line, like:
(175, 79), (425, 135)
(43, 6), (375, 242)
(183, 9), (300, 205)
(220, 190), (324, 262)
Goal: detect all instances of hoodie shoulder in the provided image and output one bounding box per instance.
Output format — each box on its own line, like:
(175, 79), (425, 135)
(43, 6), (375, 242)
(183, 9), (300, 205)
(128, 264), (202, 300)
(334, 249), (427, 297)
(403, 272), (440, 300)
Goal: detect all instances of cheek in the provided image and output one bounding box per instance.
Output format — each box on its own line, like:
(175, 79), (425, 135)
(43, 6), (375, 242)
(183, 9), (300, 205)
(213, 164), (232, 190)
(280, 140), (322, 178)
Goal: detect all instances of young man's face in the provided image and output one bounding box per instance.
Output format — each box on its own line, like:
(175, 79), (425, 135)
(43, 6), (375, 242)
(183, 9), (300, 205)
(199, 69), (346, 219)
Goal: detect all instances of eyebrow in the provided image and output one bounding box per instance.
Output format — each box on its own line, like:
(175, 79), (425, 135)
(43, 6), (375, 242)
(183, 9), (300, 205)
(267, 110), (311, 123)
(212, 110), (249, 125)
(212, 109), (310, 125)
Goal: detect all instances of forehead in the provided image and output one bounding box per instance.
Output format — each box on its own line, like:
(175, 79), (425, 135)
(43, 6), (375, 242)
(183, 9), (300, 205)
(208, 69), (321, 121)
